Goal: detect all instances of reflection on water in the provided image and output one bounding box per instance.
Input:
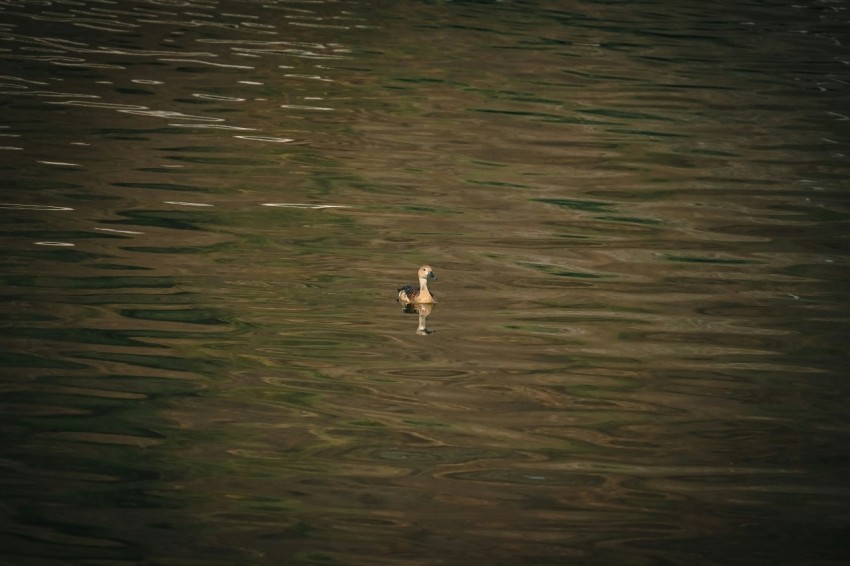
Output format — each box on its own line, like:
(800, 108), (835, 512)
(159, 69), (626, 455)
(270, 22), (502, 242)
(402, 303), (435, 335)
(1, 0), (849, 564)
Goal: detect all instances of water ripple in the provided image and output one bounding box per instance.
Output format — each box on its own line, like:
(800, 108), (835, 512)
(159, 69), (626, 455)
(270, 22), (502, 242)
(159, 58), (254, 69)
(0, 203), (74, 211)
(1, 0), (848, 564)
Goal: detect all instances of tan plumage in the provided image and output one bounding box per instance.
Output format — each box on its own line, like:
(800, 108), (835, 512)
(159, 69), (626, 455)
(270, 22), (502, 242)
(397, 264), (437, 304)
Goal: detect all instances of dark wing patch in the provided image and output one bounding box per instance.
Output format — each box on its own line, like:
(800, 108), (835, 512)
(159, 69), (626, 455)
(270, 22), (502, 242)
(397, 285), (419, 301)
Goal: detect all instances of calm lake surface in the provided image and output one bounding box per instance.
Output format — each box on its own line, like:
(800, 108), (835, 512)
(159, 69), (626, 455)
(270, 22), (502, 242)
(1, 0), (849, 564)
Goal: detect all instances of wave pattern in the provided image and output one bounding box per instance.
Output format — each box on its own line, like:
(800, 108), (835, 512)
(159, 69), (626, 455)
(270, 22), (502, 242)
(0, 0), (848, 564)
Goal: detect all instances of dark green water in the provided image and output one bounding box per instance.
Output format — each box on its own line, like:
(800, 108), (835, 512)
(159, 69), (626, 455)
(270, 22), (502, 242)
(1, 0), (849, 564)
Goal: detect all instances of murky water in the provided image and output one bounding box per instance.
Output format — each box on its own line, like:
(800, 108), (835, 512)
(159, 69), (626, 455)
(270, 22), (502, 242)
(1, 0), (849, 564)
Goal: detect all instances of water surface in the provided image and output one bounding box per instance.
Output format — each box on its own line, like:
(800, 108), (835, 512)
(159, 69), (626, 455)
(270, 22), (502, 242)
(1, 0), (849, 564)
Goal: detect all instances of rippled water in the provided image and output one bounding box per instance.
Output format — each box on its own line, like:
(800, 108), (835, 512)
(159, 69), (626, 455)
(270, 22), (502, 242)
(1, 0), (849, 564)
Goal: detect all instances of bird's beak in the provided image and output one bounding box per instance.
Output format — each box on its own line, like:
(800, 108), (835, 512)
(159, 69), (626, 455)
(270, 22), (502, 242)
(428, 271), (437, 280)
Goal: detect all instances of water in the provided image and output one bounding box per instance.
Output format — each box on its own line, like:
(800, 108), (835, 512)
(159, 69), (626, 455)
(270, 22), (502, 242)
(1, 0), (849, 564)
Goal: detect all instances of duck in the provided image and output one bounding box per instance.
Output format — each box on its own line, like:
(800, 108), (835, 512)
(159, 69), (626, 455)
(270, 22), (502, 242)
(397, 265), (437, 304)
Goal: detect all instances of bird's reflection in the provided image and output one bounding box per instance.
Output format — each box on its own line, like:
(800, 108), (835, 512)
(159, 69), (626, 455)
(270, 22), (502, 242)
(402, 303), (434, 335)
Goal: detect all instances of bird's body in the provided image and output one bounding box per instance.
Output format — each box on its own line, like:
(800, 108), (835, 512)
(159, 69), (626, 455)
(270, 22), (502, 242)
(397, 265), (437, 304)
